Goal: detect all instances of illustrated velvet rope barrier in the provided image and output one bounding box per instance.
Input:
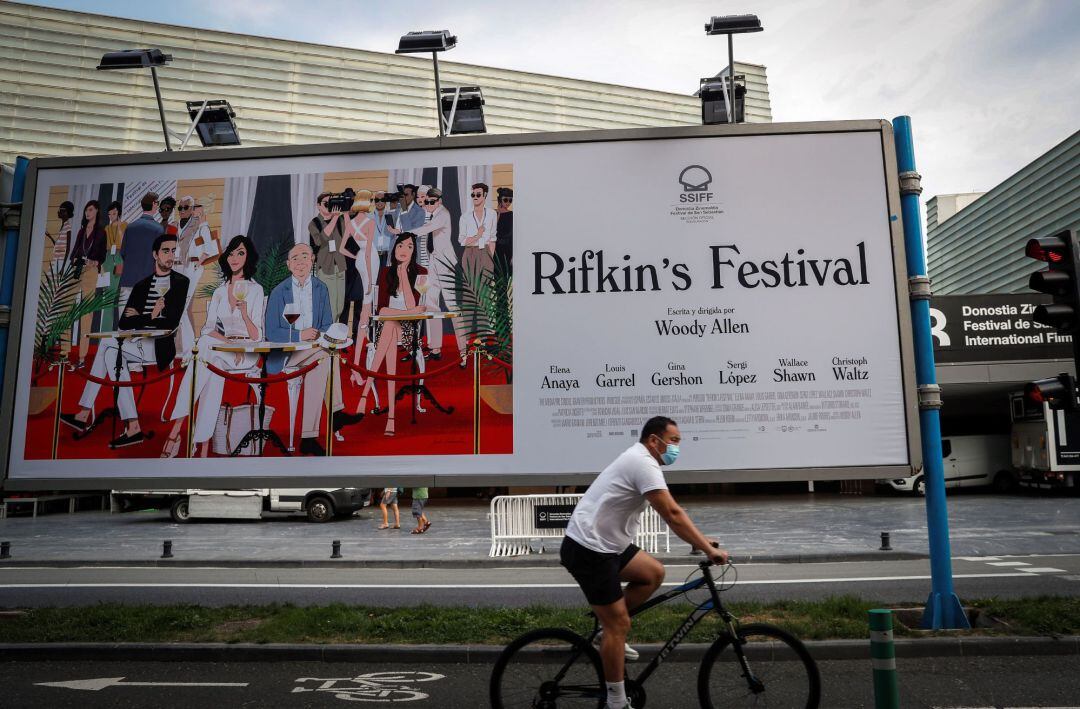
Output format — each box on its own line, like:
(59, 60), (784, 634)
(204, 357), (320, 384)
(339, 351), (465, 382)
(70, 362), (186, 388)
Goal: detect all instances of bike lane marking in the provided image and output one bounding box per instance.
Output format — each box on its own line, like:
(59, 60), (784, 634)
(292, 671), (445, 703)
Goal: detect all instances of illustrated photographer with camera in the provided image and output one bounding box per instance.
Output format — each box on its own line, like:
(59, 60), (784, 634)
(310, 191), (349, 321)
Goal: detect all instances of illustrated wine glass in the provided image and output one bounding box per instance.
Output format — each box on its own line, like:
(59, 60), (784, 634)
(283, 302), (301, 343)
(234, 280), (248, 304)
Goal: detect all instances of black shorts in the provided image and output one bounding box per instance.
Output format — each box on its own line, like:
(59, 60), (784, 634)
(560, 536), (641, 607)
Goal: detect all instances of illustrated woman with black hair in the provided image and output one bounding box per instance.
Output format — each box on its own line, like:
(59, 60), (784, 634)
(352, 232), (427, 437)
(100, 200), (127, 332)
(161, 235), (265, 458)
(70, 200), (107, 364)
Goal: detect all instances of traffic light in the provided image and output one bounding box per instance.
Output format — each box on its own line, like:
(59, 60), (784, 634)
(1025, 373), (1078, 410)
(1026, 229), (1080, 331)
(1025, 228), (1080, 409)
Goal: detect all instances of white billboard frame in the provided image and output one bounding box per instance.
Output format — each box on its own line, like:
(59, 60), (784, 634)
(1, 120), (921, 490)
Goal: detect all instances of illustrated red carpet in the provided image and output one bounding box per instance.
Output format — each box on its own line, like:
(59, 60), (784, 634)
(24, 336), (513, 461)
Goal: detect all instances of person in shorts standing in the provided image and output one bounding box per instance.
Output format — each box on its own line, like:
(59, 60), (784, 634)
(561, 416), (728, 709)
(410, 487), (430, 534)
(378, 487), (400, 530)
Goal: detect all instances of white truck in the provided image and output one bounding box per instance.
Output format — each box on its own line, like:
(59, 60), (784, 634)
(1010, 391), (1080, 491)
(111, 487), (372, 523)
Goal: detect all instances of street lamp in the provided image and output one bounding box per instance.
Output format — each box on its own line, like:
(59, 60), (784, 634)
(396, 30), (457, 137)
(97, 49), (174, 149)
(97, 49), (240, 151)
(703, 14), (763, 124)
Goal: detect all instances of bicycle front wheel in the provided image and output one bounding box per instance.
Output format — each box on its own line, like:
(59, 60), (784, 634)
(490, 627), (605, 709)
(697, 622), (821, 708)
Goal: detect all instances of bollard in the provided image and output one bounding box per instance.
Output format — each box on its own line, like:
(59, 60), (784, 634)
(880, 532), (892, 551)
(161, 540), (173, 559)
(331, 540), (342, 559)
(0, 541), (10, 559)
(869, 609), (900, 709)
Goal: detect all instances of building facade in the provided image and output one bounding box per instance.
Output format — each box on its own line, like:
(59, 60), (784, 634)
(0, 1), (771, 166)
(927, 129), (1080, 295)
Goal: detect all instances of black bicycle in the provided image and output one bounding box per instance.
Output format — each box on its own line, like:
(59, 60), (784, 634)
(490, 560), (821, 708)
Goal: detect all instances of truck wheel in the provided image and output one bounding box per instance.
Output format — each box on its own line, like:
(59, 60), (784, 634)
(993, 471), (1015, 493)
(913, 476), (926, 497)
(170, 497), (191, 523)
(306, 495), (334, 523)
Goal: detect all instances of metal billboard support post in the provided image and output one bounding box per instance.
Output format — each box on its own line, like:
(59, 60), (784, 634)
(0, 156), (29, 412)
(892, 115), (969, 630)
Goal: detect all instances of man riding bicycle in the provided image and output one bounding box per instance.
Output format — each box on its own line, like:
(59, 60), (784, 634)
(561, 415), (729, 709)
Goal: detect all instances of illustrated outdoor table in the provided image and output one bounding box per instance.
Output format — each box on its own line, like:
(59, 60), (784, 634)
(210, 340), (314, 456)
(371, 311), (459, 425)
(84, 329), (173, 445)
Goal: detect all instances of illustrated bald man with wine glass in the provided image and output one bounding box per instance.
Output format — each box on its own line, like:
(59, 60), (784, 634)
(264, 243), (362, 456)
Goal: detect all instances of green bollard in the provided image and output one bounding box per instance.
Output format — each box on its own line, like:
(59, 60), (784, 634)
(869, 609), (899, 709)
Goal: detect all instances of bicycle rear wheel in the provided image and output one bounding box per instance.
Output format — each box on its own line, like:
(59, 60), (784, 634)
(490, 627), (605, 709)
(697, 622), (821, 708)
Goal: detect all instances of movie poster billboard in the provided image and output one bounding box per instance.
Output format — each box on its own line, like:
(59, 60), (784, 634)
(2, 123), (919, 487)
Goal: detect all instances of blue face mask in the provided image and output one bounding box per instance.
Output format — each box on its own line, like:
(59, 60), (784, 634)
(654, 435), (680, 465)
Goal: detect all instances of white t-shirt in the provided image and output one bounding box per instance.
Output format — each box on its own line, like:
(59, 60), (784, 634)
(565, 442), (669, 554)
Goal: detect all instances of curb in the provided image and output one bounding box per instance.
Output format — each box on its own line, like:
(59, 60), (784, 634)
(0, 551), (927, 569)
(1, 636), (1077, 663)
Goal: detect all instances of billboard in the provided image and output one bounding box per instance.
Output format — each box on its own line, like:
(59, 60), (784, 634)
(1, 122), (919, 488)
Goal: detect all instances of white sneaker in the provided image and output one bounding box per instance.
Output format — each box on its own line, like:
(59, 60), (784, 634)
(592, 631), (640, 661)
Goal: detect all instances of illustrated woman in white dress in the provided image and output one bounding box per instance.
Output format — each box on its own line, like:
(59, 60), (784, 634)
(342, 189), (380, 339)
(161, 235), (265, 458)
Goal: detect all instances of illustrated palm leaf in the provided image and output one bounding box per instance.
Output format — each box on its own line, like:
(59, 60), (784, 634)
(34, 261), (119, 371)
(198, 262), (224, 299)
(437, 252), (513, 382)
(255, 240), (291, 294)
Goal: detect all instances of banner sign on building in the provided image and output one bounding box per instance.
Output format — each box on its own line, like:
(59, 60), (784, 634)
(930, 293), (1073, 363)
(1, 123), (919, 488)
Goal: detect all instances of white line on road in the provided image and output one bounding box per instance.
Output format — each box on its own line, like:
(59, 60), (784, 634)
(36, 677), (248, 692)
(0, 572), (1040, 590)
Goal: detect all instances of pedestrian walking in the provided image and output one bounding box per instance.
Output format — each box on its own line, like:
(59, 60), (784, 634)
(410, 487), (431, 534)
(379, 487), (400, 530)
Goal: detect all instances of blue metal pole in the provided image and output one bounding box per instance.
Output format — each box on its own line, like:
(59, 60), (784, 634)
(0, 156), (30, 405)
(892, 117), (969, 629)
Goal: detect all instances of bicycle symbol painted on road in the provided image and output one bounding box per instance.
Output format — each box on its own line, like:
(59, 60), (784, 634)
(292, 672), (445, 702)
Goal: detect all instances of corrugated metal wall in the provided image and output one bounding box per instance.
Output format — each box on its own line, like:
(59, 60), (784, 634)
(0, 1), (771, 165)
(927, 130), (1080, 294)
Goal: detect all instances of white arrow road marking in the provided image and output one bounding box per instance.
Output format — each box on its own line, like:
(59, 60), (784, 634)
(1019, 567), (1067, 573)
(36, 677), (248, 691)
(0, 572), (1042, 590)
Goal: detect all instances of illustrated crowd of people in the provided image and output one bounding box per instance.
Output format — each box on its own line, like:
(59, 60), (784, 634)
(51, 180), (513, 457)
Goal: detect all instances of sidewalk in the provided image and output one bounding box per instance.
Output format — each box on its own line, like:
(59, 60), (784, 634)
(1, 493), (1079, 565)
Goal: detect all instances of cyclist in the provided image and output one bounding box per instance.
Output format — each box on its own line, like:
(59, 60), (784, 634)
(561, 415), (728, 709)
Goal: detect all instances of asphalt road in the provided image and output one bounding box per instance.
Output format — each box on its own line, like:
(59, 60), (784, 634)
(1, 554), (1078, 607)
(2, 656), (1079, 708)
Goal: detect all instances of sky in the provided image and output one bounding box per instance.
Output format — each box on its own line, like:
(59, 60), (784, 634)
(25, 0), (1080, 208)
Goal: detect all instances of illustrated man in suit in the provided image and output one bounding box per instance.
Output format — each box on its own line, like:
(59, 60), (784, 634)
(264, 243), (361, 455)
(60, 234), (189, 448)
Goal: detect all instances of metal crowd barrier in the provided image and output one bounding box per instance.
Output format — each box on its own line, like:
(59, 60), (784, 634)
(489, 493), (671, 557)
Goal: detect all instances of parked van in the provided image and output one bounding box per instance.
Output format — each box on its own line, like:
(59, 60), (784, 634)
(878, 435), (1014, 495)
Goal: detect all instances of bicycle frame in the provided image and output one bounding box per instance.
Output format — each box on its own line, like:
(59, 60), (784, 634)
(584, 562), (761, 691)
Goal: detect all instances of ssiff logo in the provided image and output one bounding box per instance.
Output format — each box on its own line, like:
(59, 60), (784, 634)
(678, 165), (714, 203)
